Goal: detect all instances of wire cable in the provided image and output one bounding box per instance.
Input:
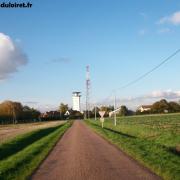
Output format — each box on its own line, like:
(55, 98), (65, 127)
(118, 48), (180, 90)
(101, 48), (180, 104)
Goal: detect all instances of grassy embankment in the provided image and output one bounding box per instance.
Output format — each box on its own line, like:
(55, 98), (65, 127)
(0, 121), (72, 180)
(0, 121), (64, 144)
(86, 114), (180, 180)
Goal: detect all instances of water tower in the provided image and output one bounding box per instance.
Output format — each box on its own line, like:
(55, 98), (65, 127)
(72, 92), (81, 111)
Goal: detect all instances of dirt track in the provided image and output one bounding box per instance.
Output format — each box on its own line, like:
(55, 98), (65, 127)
(32, 120), (160, 180)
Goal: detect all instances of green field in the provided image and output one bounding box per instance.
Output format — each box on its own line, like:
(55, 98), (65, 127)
(86, 114), (180, 180)
(0, 121), (72, 180)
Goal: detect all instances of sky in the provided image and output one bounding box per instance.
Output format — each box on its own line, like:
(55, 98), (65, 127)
(0, 0), (180, 111)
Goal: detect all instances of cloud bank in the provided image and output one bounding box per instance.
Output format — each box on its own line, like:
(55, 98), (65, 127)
(0, 33), (28, 80)
(121, 90), (180, 110)
(98, 90), (180, 110)
(158, 11), (180, 25)
(157, 28), (171, 34)
(146, 90), (180, 99)
(23, 101), (59, 112)
(139, 29), (147, 36)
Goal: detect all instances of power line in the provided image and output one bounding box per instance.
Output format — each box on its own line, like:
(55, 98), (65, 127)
(119, 48), (180, 90)
(102, 48), (180, 104)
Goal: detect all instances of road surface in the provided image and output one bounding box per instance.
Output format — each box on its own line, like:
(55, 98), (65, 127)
(31, 121), (160, 180)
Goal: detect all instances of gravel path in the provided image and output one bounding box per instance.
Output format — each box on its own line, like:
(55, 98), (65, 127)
(31, 120), (160, 180)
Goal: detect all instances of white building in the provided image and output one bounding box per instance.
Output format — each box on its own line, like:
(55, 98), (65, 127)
(72, 92), (81, 111)
(109, 108), (121, 117)
(138, 105), (152, 112)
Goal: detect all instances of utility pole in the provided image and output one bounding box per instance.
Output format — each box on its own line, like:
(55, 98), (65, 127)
(12, 105), (16, 124)
(95, 105), (97, 120)
(114, 94), (117, 126)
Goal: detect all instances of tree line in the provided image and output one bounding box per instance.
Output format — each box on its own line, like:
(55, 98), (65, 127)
(136, 99), (180, 115)
(0, 99), (180, 124)
(41, 103), (84, 121)
(0, 101), (40, 124)
(85, 99), (180, 117)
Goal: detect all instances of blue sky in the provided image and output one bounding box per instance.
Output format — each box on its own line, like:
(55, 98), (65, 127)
(0, 0), (180, 111)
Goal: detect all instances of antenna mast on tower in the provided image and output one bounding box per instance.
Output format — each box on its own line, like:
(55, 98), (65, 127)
(86, 65), (90, 119)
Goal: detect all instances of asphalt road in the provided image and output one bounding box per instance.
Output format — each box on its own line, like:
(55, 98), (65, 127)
(31, 120), (160, 180)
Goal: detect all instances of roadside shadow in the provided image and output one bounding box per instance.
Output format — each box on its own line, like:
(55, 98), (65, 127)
(162, 145), (180, 157)
(0, 124), (64, 161)
(90, 123), (136, 139)
(104, 127), (137, 139)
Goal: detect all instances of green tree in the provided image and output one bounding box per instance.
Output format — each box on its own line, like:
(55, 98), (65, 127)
(100, 106), (114, 117)
(12, 102), (23, 123)
(22, 106), (40, 122)
(59, 103), (68, 118)
(168, 101), (180, 113)
(119, 105), (129, 116)
(69, 110), (83, 119)
(151, 99), (169, 113)
(91, 106), (100, 118)
(0, 101), (23, 124)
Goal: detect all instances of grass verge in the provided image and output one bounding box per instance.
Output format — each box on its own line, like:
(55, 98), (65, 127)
(85, 119), (180, 180)
(0, 125), (63, 161)
(0, 121), (72, 180)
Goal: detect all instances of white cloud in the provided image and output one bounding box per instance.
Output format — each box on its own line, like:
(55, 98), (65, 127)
(22, 101), (58, 112)
(38, 104), (58, 112)
(23, 101), (39, 105)
(97, 90), (180, 110)
(148, 90), (180, 99)
(157, 28), (171, 34)
(158, 11), (180, 25)
(122, 90), (180, 110)
(0, 33), (28, 80)
(139, 29), (147, 35)
(139, 12), (148, 20)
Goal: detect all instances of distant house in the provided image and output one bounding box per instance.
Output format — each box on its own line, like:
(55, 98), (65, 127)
(40, 112), (48, 118)
(109, 108), (121, 117)
(138, 105), (152, 112)
(64, 110), (70, 116)
(40, 111), (60, 119)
